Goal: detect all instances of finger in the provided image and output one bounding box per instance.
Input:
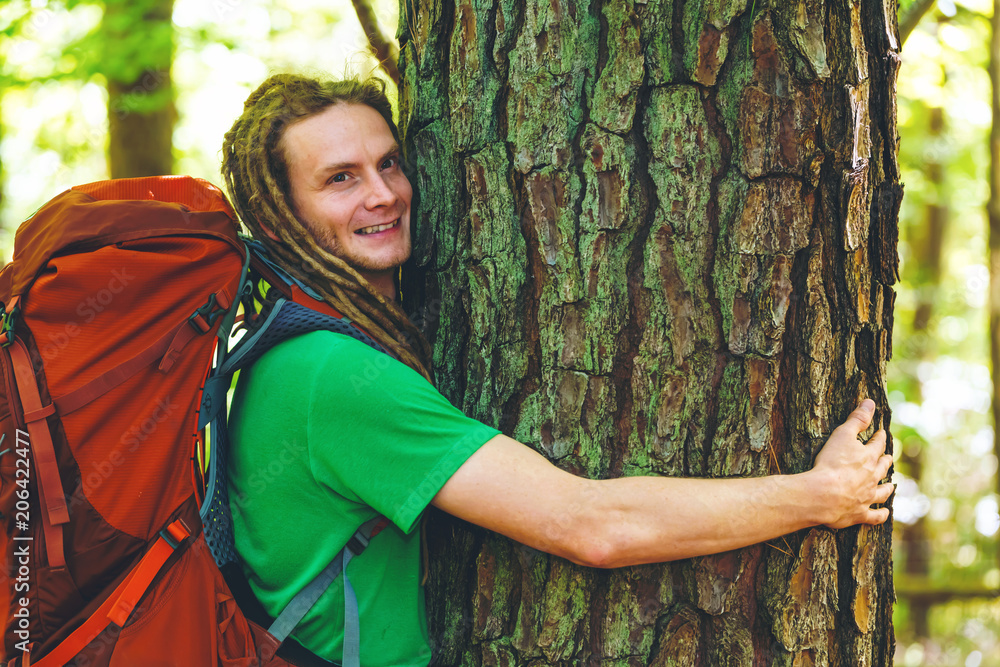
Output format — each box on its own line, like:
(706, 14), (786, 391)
(865, 429), (887, 448)
(875, 453), (893, 480)
(837, 399), (876, 437)
(863, 430), (888, 462)
(872, 481), (895, 504)
(864, 507), (890, 525)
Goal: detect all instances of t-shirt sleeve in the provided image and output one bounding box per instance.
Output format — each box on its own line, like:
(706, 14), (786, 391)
(304, 333), (500, 533)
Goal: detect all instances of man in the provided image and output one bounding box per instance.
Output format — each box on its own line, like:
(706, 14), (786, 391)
(221, 74), (893, 667)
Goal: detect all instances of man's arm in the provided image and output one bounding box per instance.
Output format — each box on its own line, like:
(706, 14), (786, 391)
(431, 400), (894, 569)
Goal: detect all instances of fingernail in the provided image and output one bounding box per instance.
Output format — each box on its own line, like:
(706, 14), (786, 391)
(859, 399), (874, 414)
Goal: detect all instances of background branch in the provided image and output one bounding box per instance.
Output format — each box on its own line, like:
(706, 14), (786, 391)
(351, 0), (400, 87)
(900, 0), (937, 45)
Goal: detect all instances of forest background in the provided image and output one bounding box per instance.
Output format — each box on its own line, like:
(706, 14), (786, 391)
(0, 0), (997, 664)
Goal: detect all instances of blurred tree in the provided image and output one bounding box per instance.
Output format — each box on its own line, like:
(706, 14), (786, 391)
(901, 0), (940, 43)
(0, 0), (406, 230)
(0, 97), (5, 232)
(990, 0), (1000, 579)
(400, 0), (900, 664)
(891, 0), (1000, 660)
(100, 0), (176, 177)
(0, 0), (175, 187)
(894, 21), (949, 639)
(900, 100), (946, 640)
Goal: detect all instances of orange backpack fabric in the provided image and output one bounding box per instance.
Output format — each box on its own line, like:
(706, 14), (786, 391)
(0, 177), (310, 666)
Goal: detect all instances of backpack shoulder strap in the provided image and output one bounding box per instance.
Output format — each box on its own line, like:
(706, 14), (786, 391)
(199, 287), (394, 667)
(267, 516), (388, 642)
(199, 296), (390, 562)
(223, 297), (389, 378)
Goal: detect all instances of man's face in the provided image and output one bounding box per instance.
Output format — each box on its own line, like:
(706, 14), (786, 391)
(282, 103), (412, 287)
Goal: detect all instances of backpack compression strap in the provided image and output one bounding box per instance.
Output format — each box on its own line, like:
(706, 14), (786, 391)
(6, 337), (70, 569)
(22, 519), (192, 667)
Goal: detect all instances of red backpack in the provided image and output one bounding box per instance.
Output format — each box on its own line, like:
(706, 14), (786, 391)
(0, 176), (383, 666)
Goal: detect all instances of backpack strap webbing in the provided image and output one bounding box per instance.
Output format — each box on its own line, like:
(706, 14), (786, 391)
(218, 562), (338, 667)
(7, 337), (69, 569)
(27, 519), (192, 667)
(339, 517), (390, 667)
(267, 517), (389, 647)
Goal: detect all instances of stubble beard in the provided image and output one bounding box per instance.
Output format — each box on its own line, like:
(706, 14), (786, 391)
(306, 218), (412, 277)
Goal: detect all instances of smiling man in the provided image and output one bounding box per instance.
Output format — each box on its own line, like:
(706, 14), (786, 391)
(282, 102), (412, 297)
(220, 74), (894, 667)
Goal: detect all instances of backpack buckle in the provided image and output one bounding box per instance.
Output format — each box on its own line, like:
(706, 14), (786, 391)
(188, 292), (230, 335)
(346, 533), (369, 555)
(0, 297), (21, 348)
(158, 518), (191, 549)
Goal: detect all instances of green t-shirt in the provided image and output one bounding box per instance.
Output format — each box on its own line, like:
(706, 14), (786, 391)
(228, 330), (499, 666)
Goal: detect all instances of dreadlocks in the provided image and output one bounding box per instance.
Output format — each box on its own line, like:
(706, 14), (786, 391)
(221, 73), (432, 381)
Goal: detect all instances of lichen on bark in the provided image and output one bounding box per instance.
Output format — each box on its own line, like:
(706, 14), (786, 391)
(402, 0), (900, 663)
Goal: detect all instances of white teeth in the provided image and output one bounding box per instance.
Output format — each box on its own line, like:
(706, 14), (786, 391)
(357, 220), (398, 235)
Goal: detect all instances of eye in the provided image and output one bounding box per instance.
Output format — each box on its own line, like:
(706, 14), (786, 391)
(328, 173), (347, 185)
(380, 155), (399, 170)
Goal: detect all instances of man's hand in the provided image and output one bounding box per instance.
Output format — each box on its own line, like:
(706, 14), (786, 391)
(809, 399), (895, 529)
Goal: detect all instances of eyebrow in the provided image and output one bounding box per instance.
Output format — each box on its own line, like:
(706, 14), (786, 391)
(315, 143), (401, 180)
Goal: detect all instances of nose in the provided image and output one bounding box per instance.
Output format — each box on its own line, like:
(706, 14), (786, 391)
(364, 173), (398, 210)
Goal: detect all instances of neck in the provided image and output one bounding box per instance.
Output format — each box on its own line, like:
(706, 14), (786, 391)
(362, 270), (397, 301)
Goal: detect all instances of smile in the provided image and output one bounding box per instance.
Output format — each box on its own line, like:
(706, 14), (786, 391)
(355, 219), (400, 235)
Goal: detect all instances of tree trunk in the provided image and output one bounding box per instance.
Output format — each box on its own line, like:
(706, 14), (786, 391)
(897, 102), (945, 640)
(990, 0), (1000, 578)
(102, 0), (176, 178)
(399, 0), (901, 664)
(0, 94), (5, 238)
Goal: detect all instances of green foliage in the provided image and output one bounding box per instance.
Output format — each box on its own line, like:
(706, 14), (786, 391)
(1, 0), (174, 86)
(892, 1), (1000, 664)
(0, 0), (397, 243)
(98, 0), (175, 82)
(0, 1), (101, 87)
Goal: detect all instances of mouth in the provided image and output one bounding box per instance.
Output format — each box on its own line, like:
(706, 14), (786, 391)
(355, 219), (400, 235)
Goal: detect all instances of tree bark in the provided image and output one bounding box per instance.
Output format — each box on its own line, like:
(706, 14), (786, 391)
(399, 0), (901, 664)
(102, 0), (176, 178)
